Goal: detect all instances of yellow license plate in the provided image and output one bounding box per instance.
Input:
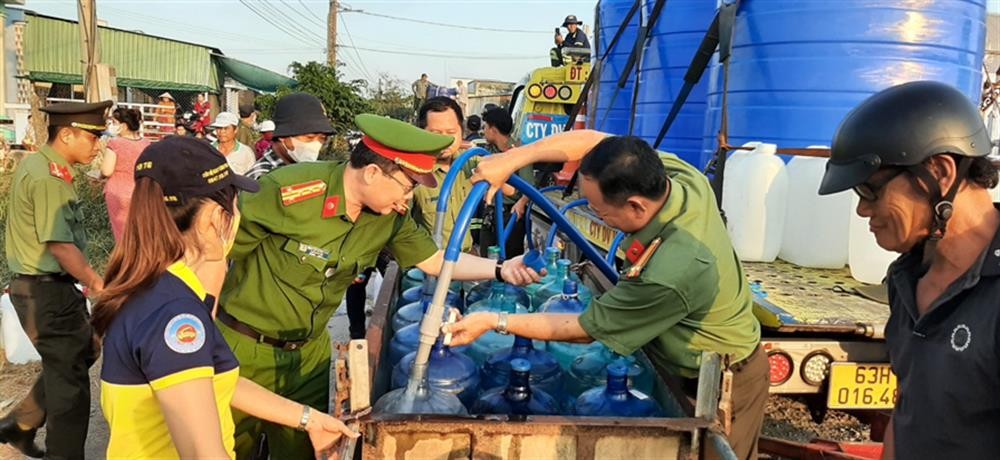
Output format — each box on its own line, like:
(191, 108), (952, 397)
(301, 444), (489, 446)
(827, 363), (898, 410)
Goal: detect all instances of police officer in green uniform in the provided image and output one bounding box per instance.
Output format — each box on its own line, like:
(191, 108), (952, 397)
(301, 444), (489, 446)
(446, 131), (769, 460)
(1, 100), (112, 459)
(217, 113), (541, 459)
(411, 97), (476, 252)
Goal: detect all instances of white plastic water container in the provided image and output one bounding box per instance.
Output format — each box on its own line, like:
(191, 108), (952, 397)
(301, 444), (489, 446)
(778, 149), (851, 268)
(848, 194), (900, 284)
(2, 292), (41, 364)
(722, 142), (788, 262)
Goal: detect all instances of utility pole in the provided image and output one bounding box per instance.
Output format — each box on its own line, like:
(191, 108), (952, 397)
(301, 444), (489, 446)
(327, 0), (337, 68)
(77, 0), (100, 102)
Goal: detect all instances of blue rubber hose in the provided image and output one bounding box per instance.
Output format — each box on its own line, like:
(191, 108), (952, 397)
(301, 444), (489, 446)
(524, 185), (565, 251)
(434, 147), (490, 247)
(507, 176), (618, 283)
(607, 231), (626, 265)
(546, 199), (590, 248)
(494, 192), (507, 260)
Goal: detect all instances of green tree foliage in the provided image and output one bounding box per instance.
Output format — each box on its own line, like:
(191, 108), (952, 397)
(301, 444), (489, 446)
(257, 61), (371, 134)
(368, 73), (416, 122)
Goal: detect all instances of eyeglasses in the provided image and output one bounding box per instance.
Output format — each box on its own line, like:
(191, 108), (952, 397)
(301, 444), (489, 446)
(853, 168), (906, 202)
(382, 170), (418, 194)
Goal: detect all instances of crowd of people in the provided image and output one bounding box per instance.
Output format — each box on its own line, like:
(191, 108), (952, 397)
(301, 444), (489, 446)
(3, 73), (999, 460)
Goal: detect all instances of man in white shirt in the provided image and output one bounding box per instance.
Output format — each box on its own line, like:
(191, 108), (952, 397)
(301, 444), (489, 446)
(210, 112), (256, 175)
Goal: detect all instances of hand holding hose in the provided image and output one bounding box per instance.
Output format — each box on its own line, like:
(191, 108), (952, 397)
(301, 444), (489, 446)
(470, 151), (520, 202)
(500, 255), (545, 286)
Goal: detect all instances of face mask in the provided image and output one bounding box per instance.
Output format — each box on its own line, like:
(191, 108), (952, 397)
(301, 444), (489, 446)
(107, 122), (121, 137)
(288, 138), (323, 163)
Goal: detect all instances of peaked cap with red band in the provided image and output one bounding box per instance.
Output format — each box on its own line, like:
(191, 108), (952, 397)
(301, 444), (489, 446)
(354, 113), (453, 188)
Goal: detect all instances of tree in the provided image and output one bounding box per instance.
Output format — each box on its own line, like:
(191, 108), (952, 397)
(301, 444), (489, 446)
(257, 61), (371, 134)
(368, 73), (415, 122)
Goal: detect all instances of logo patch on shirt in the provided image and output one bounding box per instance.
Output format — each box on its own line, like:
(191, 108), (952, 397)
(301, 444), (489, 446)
(48, 162), (73, 184)
(164, 314), (206, 354)
(950, 324), (971, 352)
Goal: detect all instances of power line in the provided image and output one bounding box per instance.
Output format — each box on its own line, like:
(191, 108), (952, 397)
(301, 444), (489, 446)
(297, 0), (327, 24)
(279, 0), (326, 30)
(340, 7), (550, 34)
(340, 15), (374, 82)
(239, 0), (323, 47)
(256, 0), (327, 44)
(341, 44), (540, 60)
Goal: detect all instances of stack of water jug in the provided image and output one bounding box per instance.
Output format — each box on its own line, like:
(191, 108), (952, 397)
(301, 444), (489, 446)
(386, 245), (666, 417)
(720, 141), (898, 284)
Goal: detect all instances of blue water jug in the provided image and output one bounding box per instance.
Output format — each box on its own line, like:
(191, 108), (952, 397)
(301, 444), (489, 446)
(391, 289), (461, 333)
(567, 346), (655, 398)
(466, 282), (530, 315)
(574, 362), (664, 417)
(391, 339), (480, 408)
(465, 247), (532, 309)
(400, 268), (425, 293)
(470, 358), (560, 416)
(523, 247), (561, 308)
(481, 336), (563, 401)
(388, 321), (470, 368)
(537, 280), (600, 370)
(532, 259), (592, 308)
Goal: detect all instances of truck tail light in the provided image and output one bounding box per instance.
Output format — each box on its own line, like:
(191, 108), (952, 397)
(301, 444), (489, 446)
(767, 350), (793, 385)
(801, 352), (833, 386)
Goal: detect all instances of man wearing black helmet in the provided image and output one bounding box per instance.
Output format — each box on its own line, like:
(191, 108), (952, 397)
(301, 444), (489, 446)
(245, 93), (334, 181)
(818, 80), (1000, 459)
(552, 14), (590, 66)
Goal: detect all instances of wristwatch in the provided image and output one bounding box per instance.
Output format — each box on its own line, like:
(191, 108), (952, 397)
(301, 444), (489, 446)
(495, 311), (510, 335)
(297, 405), (311, 432)
(494, 261), (504, 282)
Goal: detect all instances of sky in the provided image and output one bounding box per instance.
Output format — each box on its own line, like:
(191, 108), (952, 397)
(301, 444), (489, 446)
(22, 0), (597, 87)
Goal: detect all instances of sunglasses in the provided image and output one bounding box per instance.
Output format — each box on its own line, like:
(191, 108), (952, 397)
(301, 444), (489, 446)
(853, 168), (906, 202)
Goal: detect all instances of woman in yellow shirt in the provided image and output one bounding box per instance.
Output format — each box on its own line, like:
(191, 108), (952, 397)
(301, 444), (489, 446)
(92, 136), (358, 459)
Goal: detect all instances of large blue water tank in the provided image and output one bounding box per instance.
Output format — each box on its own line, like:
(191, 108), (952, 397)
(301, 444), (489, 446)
(701, 0), (988, 166)
(592, 0), (640, 134)
(632, 0), (718, 167)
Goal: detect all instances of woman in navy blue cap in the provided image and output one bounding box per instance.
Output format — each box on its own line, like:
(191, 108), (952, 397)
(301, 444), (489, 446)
(91, 136), (358, 459)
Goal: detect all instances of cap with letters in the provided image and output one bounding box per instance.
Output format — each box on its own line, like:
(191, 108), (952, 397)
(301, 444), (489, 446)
(135, 136), (259, 209)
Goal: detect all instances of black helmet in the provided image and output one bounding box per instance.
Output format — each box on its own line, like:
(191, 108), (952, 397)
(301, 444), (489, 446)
(562, 15), (582, 27)
(819, 80), (989, 196)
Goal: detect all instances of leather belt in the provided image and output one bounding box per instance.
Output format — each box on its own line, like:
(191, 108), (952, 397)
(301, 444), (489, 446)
(217, 310), (308, 352)
(680, 345), (763, 395)
(14, 273), (76, 283)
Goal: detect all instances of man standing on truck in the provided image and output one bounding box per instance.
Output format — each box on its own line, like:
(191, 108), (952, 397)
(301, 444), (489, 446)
(412, 73), (431, 114)
(217, 113), (540, 458)
(446, 130), (767, 460)
(552, 14), (591, 66)
(817, 81), (1000, 459)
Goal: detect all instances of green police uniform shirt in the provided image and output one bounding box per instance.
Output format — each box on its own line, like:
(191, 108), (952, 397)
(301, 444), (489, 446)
(5, 145), (87, 275)
(578, 154), (760, 378)
(220, 161), (438, 339)
(411, 165), (475, 252)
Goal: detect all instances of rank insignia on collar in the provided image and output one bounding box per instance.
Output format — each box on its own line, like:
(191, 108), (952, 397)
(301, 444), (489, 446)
(626, 239), (645, 264)
(625, 237), (662, 279)
(280, 180), (327, 206)
(48, 162), (73, 184)
(322, 196), (340, 219)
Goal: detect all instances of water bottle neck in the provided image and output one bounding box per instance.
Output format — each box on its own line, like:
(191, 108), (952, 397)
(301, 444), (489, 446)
(505, 370), (533, 402)
(512, 335), (532, 351)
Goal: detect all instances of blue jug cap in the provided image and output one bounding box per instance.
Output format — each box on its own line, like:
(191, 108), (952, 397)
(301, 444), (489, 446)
(562, 280), (578, 295)
(510, 358), (531, 373)
(607, 362), (629, 377)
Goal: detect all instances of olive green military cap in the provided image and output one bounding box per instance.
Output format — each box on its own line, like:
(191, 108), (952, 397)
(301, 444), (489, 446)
(355, 113), (453, 187)
(41, 100), (113, 134)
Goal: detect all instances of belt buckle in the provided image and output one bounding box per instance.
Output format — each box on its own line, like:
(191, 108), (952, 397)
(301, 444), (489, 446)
(282, 340), (306, 352)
